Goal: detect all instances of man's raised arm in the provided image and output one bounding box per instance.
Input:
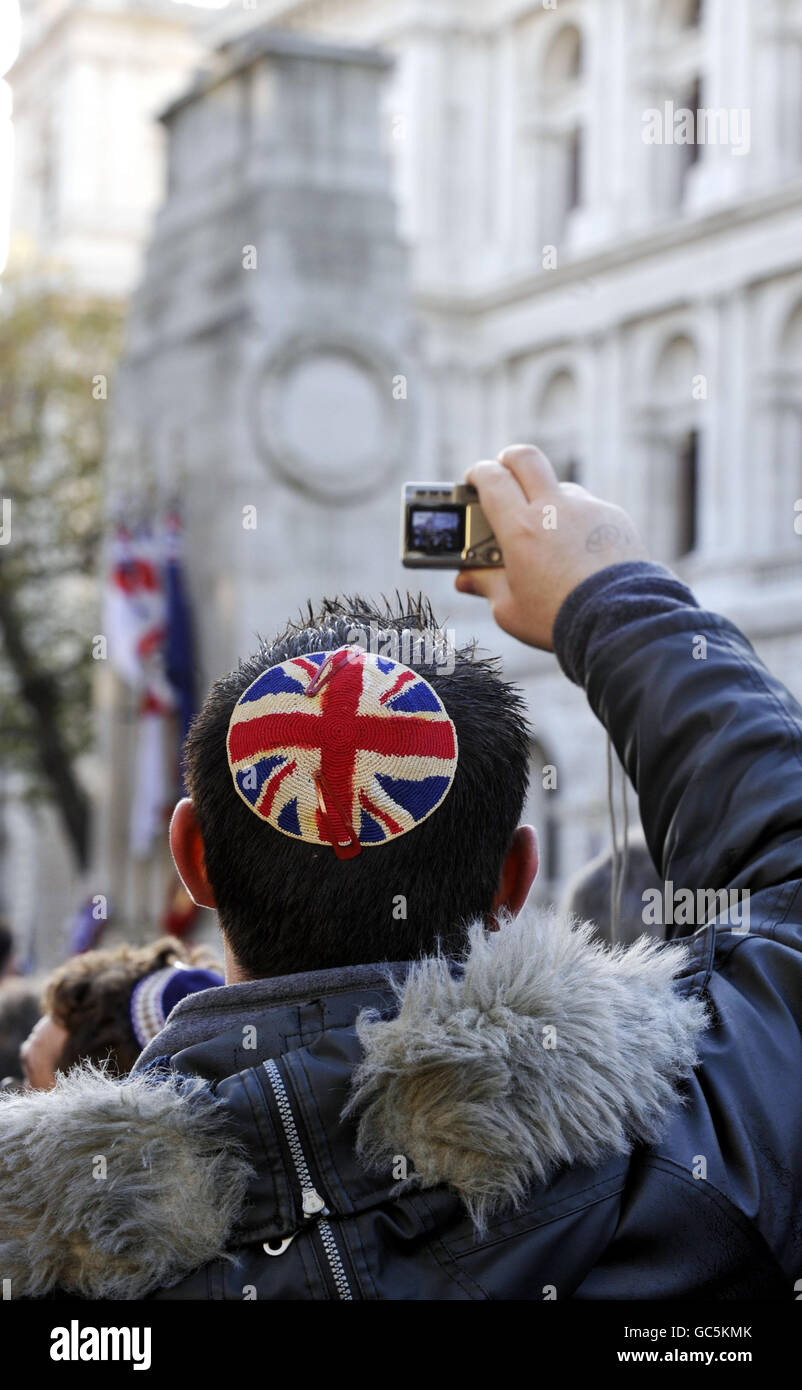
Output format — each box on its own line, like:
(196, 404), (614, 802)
(458, 445), (802, 918)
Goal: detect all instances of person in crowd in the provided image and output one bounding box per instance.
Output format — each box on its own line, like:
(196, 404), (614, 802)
(19, 937), (223, 1090)
(0, 978), (41, 1089)
(0, 917), (18, 979)
(562, 831), (665, 946)
(1, 444), (801, 1301)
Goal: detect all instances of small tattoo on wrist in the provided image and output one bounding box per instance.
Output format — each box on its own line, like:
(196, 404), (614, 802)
(585, 523), (633, 554)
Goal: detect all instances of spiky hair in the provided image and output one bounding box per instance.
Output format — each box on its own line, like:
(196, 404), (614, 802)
(185, 593), (531, 978)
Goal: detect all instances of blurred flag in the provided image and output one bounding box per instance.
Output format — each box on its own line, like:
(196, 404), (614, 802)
(105, 524), (174, 706)
(164, 510), (196, 795)
(105, 522), (174, 858)
(104, 512), (198, 909)
(66, 895), (109, 955)
(162, 508), (200, 938)
(130, 694), (169, 858)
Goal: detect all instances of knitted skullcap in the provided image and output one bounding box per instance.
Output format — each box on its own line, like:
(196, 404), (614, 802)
(226, 647), (458, 857)
(129, 964), (224, 1049)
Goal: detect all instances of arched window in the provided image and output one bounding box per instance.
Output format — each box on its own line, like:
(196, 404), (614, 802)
(771, 299), (802, 547)
(658, 0), (703, 32)
(656, 332), (698, 397)
(643, 1), (705, 217)
(651, 333), (704, 559)
(762, 0), (802, 173)
(536, 367), (582, 482)
(538, 23), (586, 246)
(680, 75), (703, 177)
(544, 22), (583, 84)
(781, 298), (802, 359)
(659, 75), (704, 212)
(747, 295), (802, 554)
(676, 429), (700, 556)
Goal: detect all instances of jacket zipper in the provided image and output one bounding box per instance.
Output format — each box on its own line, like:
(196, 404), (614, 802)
(262, 1057), (353, 1300)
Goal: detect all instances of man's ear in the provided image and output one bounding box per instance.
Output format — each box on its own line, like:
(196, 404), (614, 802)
(169, 798), (217, 910)
(489, 825), (538, 928)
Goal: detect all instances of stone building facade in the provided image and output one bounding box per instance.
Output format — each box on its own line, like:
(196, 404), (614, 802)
(9, 0), (204, 295)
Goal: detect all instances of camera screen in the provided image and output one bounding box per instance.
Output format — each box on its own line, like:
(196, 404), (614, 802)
(408, 507), (464, 555)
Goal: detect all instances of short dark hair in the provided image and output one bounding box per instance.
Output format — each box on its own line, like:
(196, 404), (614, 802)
(0, 919), (14, 975)
(185, 596), (531, 978)
(0, 980), (41, 1082)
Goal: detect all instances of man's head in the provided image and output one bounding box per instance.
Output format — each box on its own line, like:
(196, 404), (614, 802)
(0, 979), (41, 1086)
(561, 832), (665, 946)
(20, 937), (223, 1089)
(173, 596), (536, 980)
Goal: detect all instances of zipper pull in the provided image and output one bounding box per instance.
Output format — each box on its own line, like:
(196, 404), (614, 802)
(263, 1235), (296, 1257)
(302, 1187), (329, 1218)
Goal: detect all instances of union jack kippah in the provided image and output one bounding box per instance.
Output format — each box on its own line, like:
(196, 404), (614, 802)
(226, 646), (459, 859)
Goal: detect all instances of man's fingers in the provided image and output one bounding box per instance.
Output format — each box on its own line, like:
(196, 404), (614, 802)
(464, 459), (528, 536)
(465, 458), (523, 498)
(497, 444), (559, 502)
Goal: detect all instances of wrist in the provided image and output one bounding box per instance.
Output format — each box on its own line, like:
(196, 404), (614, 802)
(552, 561), (694, 686)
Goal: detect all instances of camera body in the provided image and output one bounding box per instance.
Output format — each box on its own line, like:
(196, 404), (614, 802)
(401, 483), (503, 569)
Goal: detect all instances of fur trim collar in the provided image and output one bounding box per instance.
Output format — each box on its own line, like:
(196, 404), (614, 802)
(346, 906), (709, 1231)
(0, 1066), (251, 1300)
(0, 907), (708, 1296)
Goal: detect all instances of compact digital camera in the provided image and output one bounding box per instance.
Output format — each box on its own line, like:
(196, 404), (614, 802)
(400, 483), (503, 570)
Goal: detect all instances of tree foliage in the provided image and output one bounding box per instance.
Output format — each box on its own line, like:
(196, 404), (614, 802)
(0, 275), (122, 867)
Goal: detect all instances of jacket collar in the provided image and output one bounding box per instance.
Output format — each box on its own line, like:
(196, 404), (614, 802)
(0, 903), (708, 1297)
(132, 959), (411, 1072)
(346, 906), (710, 1233)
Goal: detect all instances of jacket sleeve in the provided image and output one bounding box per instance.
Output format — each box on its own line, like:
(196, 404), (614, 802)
(554, 561), (802, 1289)
(553, 561), (802, 931)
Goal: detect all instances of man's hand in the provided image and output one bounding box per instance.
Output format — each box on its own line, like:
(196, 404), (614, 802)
(455, 444), (648, 651)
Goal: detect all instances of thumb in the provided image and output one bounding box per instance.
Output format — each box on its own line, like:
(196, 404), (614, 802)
(455, 567), (509, 602)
